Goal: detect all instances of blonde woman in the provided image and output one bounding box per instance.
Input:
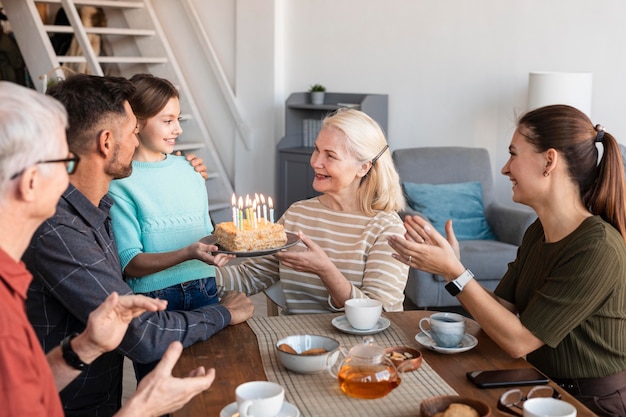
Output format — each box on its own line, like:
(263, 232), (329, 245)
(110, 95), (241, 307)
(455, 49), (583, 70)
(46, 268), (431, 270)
(218, 109), (409, 313)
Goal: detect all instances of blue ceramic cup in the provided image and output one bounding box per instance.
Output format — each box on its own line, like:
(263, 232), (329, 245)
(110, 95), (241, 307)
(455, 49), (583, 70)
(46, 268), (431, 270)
(419, 312), (466, 348)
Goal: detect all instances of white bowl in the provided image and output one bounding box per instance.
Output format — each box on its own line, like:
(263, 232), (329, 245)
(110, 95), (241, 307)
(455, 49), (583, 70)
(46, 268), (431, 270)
(275, 334), (340, 374)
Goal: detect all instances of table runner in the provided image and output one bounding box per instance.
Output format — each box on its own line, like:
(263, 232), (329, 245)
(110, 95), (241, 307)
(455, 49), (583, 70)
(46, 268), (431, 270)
(248, 314), (457, 417)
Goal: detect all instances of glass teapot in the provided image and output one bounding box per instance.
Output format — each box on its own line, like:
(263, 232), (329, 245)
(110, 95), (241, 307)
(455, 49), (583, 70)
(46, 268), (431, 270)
(327, 336), (408, 399)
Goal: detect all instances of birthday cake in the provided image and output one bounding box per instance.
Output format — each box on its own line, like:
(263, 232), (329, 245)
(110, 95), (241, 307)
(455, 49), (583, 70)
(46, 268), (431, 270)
(215, 220), (288, 252)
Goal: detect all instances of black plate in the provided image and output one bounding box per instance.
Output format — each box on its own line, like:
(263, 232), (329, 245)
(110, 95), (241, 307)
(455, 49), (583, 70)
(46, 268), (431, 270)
(202, 232), (300, 257)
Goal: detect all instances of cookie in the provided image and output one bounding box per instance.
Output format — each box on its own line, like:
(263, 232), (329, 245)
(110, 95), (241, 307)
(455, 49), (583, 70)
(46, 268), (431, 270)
(443, 403), (480, 417)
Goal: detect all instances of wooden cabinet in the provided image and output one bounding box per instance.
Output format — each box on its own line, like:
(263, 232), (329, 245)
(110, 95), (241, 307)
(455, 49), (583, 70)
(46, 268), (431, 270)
(276, 92), (388, 216)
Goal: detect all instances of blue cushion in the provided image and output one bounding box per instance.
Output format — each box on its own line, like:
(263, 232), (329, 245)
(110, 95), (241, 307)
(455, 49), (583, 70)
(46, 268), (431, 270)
(402, 181), (496, 241)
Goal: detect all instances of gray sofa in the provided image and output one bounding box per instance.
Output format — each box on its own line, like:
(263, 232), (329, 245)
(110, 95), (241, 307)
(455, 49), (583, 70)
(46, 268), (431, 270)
(392, 147), (537, 308)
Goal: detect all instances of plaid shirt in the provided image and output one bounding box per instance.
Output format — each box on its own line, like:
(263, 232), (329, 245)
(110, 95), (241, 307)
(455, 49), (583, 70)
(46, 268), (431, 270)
(24, 184), (231, 417)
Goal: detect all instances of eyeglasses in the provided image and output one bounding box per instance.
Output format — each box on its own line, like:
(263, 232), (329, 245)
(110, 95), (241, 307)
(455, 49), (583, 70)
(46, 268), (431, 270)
(10, 153), (80, 180)
(497, 386), (561, 416)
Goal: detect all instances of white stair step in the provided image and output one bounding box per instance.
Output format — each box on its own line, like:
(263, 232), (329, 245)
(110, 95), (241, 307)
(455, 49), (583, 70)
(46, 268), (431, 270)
(44, 25), (155, 37)
(36, 0), (144, 8)
(57, 56), (168, 64)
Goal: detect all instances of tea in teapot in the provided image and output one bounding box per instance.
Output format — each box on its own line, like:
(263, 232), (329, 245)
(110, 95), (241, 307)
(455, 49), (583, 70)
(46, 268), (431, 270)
(328, 336), (408, 399)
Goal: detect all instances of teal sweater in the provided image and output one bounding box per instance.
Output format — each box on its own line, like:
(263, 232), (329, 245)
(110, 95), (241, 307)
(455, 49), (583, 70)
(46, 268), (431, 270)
(108, 155), (214, 293)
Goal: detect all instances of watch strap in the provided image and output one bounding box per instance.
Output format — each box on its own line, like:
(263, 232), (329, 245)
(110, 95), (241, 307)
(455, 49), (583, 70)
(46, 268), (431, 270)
(445, 269), (474, 296)
(61, 332), (88, 370)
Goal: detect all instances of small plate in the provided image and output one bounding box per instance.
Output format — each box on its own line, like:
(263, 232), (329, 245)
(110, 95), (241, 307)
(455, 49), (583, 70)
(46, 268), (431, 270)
(220, 400), (300, 417)
(203, 232), (300, 257)
(415, 332), (478, 354)
(331, 315), (391, 335)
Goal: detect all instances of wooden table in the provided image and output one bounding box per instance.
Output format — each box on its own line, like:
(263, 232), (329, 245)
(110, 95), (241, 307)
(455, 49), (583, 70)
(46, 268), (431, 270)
(172, 310), (596, 416)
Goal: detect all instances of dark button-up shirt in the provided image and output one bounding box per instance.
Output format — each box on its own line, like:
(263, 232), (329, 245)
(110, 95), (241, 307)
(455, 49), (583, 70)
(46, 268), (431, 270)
(24, 184), (231, 417)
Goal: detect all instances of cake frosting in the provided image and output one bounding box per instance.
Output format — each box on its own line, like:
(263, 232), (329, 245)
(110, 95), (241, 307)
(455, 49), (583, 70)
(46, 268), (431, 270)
(215, 220), (287, 252)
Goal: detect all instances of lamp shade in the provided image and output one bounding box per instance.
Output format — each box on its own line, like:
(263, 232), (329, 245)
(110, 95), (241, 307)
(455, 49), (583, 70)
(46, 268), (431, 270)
(527, 72), (593, 118)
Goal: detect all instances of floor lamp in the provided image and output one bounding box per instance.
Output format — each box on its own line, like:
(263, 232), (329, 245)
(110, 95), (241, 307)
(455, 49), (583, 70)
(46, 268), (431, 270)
(527, 72), (593, 118)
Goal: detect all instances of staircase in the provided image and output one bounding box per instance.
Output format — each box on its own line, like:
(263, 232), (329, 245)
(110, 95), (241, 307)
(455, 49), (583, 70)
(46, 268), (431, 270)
(3, 0), (235, 222)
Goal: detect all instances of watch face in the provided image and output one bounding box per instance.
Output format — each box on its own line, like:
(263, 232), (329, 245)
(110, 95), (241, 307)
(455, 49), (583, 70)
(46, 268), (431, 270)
(445, 281), (461, 296)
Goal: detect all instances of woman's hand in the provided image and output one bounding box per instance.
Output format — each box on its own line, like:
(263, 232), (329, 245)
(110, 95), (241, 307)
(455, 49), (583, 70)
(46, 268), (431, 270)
(387, 215), (464, 280)
(406, 216), (461, 260)
(276, 231), (352, 306)
(275, 231), (332, 275)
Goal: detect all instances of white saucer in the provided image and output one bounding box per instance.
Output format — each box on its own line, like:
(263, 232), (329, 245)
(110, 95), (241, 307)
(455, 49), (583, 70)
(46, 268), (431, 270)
(220, 401), (300, 417)
(415, 332), (478, 354)
(331, 315), (391, 335)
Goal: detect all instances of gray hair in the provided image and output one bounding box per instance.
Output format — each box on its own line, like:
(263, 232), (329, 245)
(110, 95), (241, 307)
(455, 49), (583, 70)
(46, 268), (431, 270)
(0, 82), (68, 197)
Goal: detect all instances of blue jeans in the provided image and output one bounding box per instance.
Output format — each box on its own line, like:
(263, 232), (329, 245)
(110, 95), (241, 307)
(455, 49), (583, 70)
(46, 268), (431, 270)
(143, 276), (219, 311)
(133, 277), (219, 382)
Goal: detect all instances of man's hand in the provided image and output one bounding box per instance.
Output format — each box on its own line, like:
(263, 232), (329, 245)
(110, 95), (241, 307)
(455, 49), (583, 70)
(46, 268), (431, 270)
(176, 151), (208, 180)
(221, 292), (254, 325)
(117, 342), (215, 417)
(74, 293), (167, 364)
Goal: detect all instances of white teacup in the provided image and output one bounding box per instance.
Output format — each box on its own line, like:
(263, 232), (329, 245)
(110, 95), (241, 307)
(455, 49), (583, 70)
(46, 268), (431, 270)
(419, 312), (466, 348)
(344, 298), (382, 330)
(236, 381), (284, 417)
(523, 397), (577, 417)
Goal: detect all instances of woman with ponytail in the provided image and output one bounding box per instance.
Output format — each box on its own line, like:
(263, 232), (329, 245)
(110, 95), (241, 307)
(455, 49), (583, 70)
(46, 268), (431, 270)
(389, 105), (626, 416)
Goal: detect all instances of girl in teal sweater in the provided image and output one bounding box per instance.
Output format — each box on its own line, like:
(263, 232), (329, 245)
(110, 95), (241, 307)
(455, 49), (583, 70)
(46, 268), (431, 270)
(108, 73), (234, 379)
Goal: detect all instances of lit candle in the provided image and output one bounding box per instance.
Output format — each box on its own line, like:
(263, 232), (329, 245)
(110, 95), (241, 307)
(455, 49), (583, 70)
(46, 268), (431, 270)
(260, 194), (267, 222)
(231, 193), (237, 227)
(255, 195), (261, 223)
(269, 197), (275, 224)
(245, 195), (252, 228)
(252, 200), (258, 229)
(238, 197), (244, 231)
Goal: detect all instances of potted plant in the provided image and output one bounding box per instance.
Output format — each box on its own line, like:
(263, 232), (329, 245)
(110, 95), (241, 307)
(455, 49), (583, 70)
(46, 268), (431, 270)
(309, 83), (326, 105)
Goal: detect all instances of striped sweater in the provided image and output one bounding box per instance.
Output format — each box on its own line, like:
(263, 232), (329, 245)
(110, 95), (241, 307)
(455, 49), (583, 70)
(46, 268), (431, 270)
(216, 197), (409, 313)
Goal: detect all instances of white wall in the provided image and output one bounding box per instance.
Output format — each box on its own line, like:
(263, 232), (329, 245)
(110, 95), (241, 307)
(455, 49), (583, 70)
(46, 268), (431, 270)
(188, 0), (626, 207)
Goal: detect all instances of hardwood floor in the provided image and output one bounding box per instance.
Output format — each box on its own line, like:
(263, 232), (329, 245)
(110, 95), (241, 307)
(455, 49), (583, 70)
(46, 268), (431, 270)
(121, 292), (269, 403)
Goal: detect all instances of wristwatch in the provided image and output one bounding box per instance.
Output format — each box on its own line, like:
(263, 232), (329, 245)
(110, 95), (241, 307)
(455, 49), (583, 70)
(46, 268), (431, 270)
(61, 332), (89, 370)
(445, 269), (474, 296)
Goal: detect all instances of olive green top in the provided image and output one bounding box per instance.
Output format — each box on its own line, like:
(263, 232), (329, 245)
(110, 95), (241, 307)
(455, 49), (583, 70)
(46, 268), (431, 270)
(496, 216), (626, 379)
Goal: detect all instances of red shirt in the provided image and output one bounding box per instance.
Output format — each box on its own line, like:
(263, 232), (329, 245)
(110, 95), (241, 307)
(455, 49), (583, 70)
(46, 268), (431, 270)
(0, 247), (63, 417)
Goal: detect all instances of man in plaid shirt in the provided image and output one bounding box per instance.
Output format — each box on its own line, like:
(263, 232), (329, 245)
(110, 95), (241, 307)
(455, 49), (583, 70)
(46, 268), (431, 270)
(23, 74), (254, 417)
